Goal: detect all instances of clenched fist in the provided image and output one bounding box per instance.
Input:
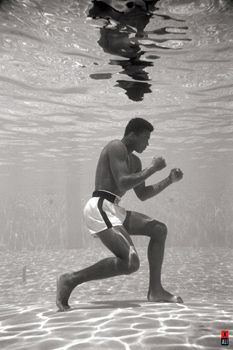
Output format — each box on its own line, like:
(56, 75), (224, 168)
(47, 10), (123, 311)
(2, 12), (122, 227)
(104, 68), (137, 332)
(169, 168), (183, 183)
(151, 157), (167, 172)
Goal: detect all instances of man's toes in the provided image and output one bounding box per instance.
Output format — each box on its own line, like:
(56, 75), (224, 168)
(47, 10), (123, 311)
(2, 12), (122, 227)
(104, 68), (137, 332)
(57, 303), (71, 312)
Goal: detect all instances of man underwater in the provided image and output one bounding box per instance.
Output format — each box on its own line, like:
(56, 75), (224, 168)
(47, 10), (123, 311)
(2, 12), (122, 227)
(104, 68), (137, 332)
(56, 117), (184, 311)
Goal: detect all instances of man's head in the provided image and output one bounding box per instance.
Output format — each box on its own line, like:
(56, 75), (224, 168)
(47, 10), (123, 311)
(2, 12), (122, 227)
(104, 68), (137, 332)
(124, 118), (154, 153)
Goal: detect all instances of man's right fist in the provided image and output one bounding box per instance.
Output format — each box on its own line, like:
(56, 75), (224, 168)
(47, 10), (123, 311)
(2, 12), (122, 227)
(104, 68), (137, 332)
(151, 157), (167, 171)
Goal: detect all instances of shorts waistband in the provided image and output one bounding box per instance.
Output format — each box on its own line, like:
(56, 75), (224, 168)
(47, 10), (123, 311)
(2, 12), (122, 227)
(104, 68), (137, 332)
(92, 190), (120, 204)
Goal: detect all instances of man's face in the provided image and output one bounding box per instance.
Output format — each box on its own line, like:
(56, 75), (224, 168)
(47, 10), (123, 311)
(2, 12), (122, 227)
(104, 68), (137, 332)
(134, 130), (151, 153)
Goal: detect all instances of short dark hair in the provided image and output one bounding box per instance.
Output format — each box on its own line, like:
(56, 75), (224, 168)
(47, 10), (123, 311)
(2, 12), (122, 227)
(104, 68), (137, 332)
(124, 118), (154, 136)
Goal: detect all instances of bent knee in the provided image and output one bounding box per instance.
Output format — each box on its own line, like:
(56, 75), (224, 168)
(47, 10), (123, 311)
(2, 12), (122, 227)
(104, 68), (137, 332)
(126, 252), (140, 274)
(160, 222), (168, 236)
(151, 221), (167, 241)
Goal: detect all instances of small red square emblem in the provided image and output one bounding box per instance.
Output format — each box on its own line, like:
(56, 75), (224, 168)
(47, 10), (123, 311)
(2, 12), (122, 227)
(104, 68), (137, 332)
(221, 330), (229, 338)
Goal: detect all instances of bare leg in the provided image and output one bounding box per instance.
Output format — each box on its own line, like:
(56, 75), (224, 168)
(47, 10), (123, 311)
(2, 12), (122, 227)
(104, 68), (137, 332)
(124, 211), (183, 303)
(56, 226), (140, 311)
(146, 222), (183, 302)
(147, 226), (165, 292)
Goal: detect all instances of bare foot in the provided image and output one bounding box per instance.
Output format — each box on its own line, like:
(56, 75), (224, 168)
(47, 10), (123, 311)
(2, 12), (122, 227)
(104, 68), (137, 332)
(56, 274), (73, 311)
(147, 288), (183, 304)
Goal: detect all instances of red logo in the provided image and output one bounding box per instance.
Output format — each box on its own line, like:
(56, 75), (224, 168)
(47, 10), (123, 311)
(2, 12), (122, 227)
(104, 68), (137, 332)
(221, 330), (229, 346)
(221, 330), (229, 338)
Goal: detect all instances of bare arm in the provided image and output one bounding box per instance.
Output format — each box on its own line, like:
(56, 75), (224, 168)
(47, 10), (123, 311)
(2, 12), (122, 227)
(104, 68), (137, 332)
(108, 141), (165, 192)
(134, 163), (183, 201)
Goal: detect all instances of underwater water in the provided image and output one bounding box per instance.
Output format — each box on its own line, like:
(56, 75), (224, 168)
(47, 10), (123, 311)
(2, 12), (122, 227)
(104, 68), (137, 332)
(0, 0), (233, 249)
(0, 1), (233, 349)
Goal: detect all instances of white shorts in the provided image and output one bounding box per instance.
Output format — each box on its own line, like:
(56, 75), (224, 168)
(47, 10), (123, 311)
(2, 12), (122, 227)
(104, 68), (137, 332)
(83, 191), (127, 236)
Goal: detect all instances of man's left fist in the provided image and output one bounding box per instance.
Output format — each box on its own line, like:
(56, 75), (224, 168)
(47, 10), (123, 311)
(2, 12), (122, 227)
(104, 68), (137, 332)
(169, 168), (183, 183)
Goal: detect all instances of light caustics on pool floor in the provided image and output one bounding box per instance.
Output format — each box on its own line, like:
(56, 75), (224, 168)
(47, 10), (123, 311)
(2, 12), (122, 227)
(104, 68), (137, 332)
(0, 301), (232, 350)
(0, 247), (232, 349)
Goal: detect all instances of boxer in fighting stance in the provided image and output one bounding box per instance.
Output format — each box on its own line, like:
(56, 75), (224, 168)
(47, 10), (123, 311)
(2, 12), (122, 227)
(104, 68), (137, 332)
(56, 117), (183, 311)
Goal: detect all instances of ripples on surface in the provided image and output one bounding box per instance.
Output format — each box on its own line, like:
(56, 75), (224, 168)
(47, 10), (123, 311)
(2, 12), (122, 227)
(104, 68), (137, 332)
(0, 0), (232, 162)
(0, 247), (233, 349)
